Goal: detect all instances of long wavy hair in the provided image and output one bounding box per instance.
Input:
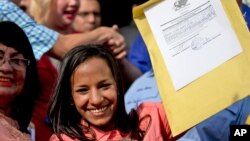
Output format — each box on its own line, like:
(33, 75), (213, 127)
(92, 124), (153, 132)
(48, 44), (145, 140)
(0, 21), (40, 132)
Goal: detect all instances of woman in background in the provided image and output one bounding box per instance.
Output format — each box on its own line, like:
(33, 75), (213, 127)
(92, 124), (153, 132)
(0, 21), (39, 141)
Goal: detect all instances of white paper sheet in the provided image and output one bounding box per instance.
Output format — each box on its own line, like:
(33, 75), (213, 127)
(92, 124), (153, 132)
(144, 0), (242, 90)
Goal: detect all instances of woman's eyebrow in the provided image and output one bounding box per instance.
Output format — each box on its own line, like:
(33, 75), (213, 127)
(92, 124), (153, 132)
(0, 49), (21, 57)
(10, 52), (22, 58)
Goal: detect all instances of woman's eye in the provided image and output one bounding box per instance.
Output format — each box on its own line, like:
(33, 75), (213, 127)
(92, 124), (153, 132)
(76, 88), (88, 93)
(11, 59), (20, 65)
(100, 84), (111, 90)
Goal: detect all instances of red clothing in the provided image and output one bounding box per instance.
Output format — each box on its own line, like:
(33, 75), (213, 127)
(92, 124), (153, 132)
(49, 102), (172, 141)
(32, 55), (58, 141)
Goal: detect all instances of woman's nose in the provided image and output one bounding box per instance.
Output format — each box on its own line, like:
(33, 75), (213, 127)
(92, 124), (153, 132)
(0, 60), (14, 72)
(89, 89), (103, 105)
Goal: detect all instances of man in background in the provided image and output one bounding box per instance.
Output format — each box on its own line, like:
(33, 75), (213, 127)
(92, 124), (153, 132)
(72, 0), (101, 33)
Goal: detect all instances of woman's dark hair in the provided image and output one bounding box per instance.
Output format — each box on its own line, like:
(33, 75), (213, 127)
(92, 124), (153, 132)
(0, 21), (40, 132)
(49, 44), (145, 140)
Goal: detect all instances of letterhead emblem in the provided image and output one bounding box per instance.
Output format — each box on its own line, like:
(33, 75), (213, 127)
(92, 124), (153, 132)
(174, 0), (188, 10)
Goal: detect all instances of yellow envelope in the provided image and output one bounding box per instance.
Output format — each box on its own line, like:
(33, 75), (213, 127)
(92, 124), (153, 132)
(133, 0), (250, 136)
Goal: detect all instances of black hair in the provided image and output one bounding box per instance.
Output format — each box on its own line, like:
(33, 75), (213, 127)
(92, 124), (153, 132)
(0, 21), (40, 132)
(49, 44), (145, 140)
(132, 0), (148, 5)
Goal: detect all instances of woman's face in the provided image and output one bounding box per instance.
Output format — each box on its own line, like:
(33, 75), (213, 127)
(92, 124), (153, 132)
(71, 57), (118, 130)
(0, 43), (26, 108)
(48, 0), (79, 31)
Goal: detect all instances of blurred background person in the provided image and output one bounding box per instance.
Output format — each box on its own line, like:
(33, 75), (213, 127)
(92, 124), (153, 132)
(72, 0), (101, 33)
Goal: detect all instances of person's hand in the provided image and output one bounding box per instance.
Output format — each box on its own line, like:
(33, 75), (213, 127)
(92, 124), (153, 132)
(52, 25), (126, 60)
(108, 44), (127, 59)
(107, 25), (127, 59)
(94, 25), (127, 59)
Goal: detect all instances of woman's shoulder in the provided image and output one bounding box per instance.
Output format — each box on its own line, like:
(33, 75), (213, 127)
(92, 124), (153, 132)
(136, 102), (167, 125)
(49, 134), (60, 141)
(136, 102), (164, 114)
(0, 114), (32, 141)
(135, 102), (173, 141)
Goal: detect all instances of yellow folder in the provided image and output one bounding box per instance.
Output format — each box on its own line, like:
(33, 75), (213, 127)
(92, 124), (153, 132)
(133, 0), (250, 136)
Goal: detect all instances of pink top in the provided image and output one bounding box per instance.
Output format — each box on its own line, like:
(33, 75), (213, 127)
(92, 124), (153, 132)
(49, 102), (172, 141)
(0, 113), (31, 141)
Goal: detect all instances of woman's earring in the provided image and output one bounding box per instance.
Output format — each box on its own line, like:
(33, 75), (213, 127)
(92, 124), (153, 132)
(70, 99), (74, 106)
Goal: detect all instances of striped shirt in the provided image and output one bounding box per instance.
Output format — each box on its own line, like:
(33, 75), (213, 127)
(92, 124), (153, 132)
(0, 0), (58, 60)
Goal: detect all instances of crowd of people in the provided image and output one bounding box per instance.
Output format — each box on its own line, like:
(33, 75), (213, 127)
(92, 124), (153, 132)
(0, 0), (249, 141)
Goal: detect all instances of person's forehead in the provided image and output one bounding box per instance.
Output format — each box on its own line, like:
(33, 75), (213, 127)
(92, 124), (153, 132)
(81, 0), (100, 8)
(79, 0), (100, 13)
(0, 44), (21, 55)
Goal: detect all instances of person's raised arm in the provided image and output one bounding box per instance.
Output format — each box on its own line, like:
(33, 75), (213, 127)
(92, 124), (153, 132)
(47, 26), (126, 59)
(0, 0), (125, 60)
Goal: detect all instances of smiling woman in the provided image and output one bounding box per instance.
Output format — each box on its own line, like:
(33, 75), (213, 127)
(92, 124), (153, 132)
(0, 21), (39, 141)
(71, 56), (118, 131)
(48, 44), (173, 141)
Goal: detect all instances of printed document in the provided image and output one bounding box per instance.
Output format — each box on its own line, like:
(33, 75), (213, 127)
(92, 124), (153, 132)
(144, 0), (242, 90)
